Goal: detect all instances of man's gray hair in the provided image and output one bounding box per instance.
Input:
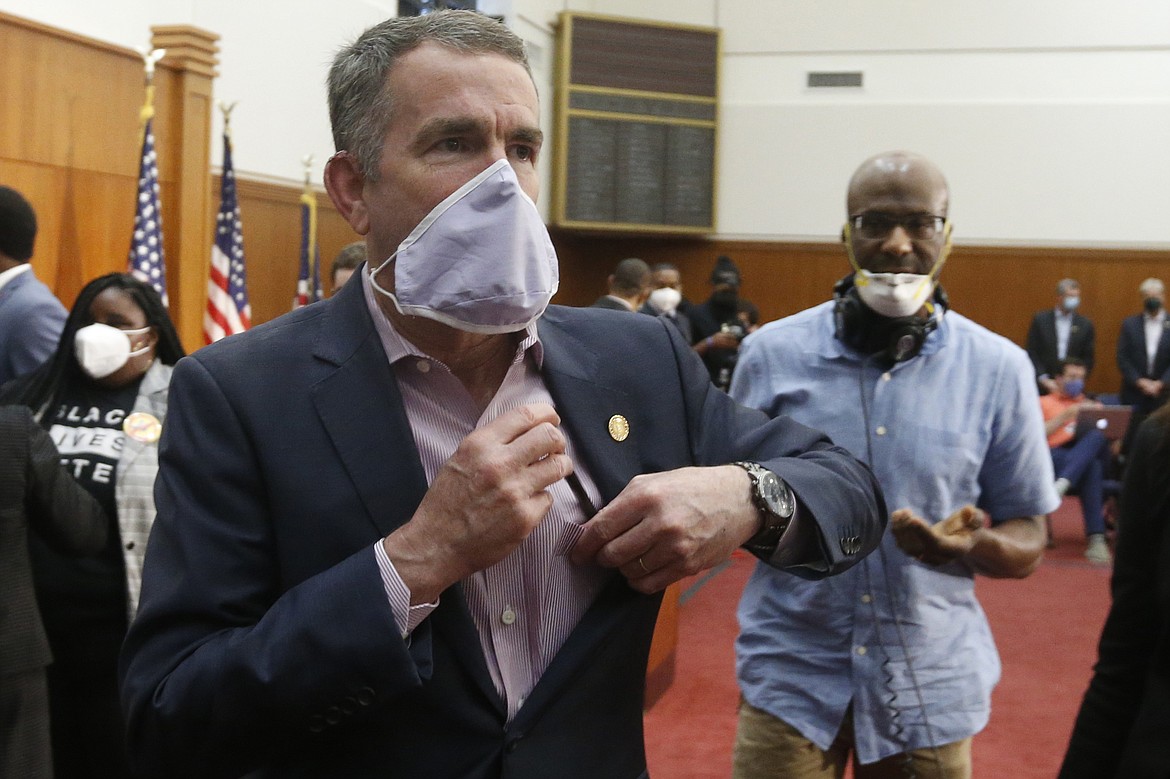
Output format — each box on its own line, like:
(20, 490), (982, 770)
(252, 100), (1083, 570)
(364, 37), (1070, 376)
(1056, 278), (1079, 296)
(1139, 277), (1164, 297)
(328, 10), (531, 181)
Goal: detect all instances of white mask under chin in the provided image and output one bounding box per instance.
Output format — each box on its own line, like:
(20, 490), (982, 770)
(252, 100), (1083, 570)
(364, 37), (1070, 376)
(368, 158), (559, 335)
(74, 323), (152, 379)
(854, 269), (935, 319)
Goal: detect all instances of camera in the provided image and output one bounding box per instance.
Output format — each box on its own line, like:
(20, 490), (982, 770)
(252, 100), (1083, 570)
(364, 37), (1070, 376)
(720, 322), (747, 342)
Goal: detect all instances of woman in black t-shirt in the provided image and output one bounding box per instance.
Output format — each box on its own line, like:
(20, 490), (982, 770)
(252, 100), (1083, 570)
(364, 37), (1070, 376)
(0, 273), (184, 779)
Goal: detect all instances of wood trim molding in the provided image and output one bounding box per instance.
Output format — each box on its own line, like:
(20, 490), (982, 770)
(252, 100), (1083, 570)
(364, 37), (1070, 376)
(152, 24), (219, 352)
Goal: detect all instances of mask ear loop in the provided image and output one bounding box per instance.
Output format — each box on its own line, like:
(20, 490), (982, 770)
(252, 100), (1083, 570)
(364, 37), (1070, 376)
(842, 222), (866, 282)
(920, 220), (953, 318)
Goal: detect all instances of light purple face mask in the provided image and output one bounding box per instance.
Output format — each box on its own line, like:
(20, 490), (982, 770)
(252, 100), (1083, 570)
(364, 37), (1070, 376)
(368, 159), (559, 335)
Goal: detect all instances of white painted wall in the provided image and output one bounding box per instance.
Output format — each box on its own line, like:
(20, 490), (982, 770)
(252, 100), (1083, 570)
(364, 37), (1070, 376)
(3, 0), (1167, 247)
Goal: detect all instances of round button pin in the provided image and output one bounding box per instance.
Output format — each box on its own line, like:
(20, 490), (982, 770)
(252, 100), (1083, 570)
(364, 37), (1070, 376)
(123, 411), (162, 443)
(607, 414), (630, 442)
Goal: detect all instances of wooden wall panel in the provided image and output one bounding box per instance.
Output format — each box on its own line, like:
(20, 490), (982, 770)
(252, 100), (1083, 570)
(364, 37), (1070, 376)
(229, 176), (359, 326)
(0, 11), (215, 352)
(550, 232), (1170, 396)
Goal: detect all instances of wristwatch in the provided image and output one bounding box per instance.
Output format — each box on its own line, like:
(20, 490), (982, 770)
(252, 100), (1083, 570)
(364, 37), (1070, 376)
(734, 461), (796, 554)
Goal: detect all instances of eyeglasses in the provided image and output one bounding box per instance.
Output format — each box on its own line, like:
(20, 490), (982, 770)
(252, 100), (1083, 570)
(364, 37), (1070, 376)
(849, 212), (946, 241)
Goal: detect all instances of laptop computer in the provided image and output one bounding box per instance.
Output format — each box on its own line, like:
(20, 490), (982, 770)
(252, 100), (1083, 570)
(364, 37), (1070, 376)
(1074, 405), (1133, 442)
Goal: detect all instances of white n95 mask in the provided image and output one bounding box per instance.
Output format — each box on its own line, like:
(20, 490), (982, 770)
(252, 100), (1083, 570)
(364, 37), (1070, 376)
(648, 287), (682, 316)
(368, 159), (559, 335)
(74, 323), (152, 379)
(853, 270), (936, 319)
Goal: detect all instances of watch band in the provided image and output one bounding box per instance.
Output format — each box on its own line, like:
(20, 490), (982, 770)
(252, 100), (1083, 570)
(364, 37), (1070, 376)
(733, 461), (794, 554)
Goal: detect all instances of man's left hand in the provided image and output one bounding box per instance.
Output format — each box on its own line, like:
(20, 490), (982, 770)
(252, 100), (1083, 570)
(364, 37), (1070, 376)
(891, 505), (985, 565)
(569, 465), (757, 593)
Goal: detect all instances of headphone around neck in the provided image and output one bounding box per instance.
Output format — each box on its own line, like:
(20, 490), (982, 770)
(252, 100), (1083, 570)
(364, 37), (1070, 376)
(832, 275), (948, 364)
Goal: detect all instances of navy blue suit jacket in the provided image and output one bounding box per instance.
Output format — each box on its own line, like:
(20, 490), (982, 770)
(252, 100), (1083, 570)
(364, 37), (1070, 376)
(119, 279), (884, 778)
(1116, 313), (1170, 412)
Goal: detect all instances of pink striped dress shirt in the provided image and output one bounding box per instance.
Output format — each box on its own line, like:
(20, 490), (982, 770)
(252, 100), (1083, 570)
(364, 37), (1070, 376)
(362, 274), (610, 722)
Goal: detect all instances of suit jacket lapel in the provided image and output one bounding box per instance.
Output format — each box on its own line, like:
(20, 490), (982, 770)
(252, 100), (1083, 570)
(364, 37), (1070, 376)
(117, 361), (170, 482)
(309, 284), (427, 539)
(537, 315), (641, 503)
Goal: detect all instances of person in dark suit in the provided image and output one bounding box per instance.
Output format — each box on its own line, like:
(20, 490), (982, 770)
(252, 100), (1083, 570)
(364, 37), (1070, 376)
(1059, 404), (1170, 777)
(639, 262), (694, 344)
(118, 12), (886, 779)
(591, 257), (650, 312)
(1, 405), (107, 779)
(0, 186), (67, 387)
(1026, 278), (1096, 395)
(1117, 277), (1170, 452)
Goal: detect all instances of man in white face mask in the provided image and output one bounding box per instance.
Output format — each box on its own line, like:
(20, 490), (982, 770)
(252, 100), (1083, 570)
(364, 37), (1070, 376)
(120, 12), (886, 779)
(730, 151), (1059, 779)
(639, 262), (694, 344)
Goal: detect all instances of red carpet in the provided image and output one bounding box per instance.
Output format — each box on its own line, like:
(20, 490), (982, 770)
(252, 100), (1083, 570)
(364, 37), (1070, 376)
(644, 499), (1113, 778)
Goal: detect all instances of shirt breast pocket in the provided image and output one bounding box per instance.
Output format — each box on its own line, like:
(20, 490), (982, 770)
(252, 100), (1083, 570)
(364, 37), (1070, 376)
(906, 424), (985, 522)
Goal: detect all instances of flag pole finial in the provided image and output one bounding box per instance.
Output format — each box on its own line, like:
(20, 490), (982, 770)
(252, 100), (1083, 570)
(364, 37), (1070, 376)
(301, 154), (314, 189)
(134, 46), (167, 125)
(218, 101), (238, 139)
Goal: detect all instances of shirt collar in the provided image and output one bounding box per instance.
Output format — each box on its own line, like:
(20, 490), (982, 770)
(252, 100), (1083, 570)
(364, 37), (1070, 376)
(360, 266), (543, 369)
(0, 262), (32, 293)
(814, 300), (948, 363)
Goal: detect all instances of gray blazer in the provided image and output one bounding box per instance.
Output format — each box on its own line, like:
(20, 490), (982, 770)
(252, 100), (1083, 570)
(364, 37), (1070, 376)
(115, 360), (173, 616)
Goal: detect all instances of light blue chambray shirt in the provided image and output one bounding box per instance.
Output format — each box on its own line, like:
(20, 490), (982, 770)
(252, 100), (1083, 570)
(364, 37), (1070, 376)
(729, 301), (1060, 764)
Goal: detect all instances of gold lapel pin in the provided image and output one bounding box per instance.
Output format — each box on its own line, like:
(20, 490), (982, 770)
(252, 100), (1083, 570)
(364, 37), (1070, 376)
(123, 411), (162, 444)
(607, 414), (630, 442)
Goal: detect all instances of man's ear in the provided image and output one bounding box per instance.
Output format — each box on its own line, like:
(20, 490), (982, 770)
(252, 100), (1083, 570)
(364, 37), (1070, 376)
(324, 152), (370, 235)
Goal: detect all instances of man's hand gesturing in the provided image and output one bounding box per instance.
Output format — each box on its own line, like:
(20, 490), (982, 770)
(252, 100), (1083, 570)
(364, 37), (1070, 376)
(386, 403), (573, 603)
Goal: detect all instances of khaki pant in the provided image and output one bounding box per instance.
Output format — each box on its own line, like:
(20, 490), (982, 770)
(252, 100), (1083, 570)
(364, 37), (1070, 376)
(732, 699), (972, 779)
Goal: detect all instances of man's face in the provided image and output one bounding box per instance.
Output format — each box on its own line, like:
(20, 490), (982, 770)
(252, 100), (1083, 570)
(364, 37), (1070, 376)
(357, 42), (542, 267)
(846, 164), (948, 276)
(1057, 364), (1087, 395)
(651, 268), (681, 292)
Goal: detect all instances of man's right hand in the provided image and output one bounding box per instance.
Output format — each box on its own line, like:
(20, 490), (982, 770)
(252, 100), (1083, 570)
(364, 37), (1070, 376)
(384, 403), (573, 604)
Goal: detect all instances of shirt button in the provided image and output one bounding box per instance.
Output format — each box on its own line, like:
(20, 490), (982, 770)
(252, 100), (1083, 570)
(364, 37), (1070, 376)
(860, 594), (872, 604)
(875, 426), (887, 436)
(501, 607), (517, 625)
(881, 372), (892, 381)
(125, 541), (136, 550)
(856, 646), (867, 656)
(416, 359), (430, 373)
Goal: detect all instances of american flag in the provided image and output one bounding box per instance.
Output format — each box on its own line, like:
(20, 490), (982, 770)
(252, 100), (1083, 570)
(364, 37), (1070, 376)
(293, 187), (322, 308)
(128, 118), (169, 305)
(204, 132), (251, 343)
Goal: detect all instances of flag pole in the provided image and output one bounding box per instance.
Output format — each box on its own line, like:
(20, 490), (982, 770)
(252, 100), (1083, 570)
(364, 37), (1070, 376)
(128, 44), (170, 306)
(204, 100), (251, 343)
(134, 46), (167, 142)
(300, 155), (319, 301)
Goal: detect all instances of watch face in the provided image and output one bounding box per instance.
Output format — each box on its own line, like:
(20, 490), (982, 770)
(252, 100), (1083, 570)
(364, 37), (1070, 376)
(759, 471), (794, 518)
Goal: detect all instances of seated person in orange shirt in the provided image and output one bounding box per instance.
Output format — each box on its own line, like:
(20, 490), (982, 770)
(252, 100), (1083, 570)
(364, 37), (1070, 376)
(1040, 358), (1112, 563)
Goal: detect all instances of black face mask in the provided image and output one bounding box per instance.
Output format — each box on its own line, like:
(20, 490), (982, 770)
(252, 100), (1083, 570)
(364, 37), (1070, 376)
(1144, 296), (1163, 314)
(711, 289), (738, 309)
